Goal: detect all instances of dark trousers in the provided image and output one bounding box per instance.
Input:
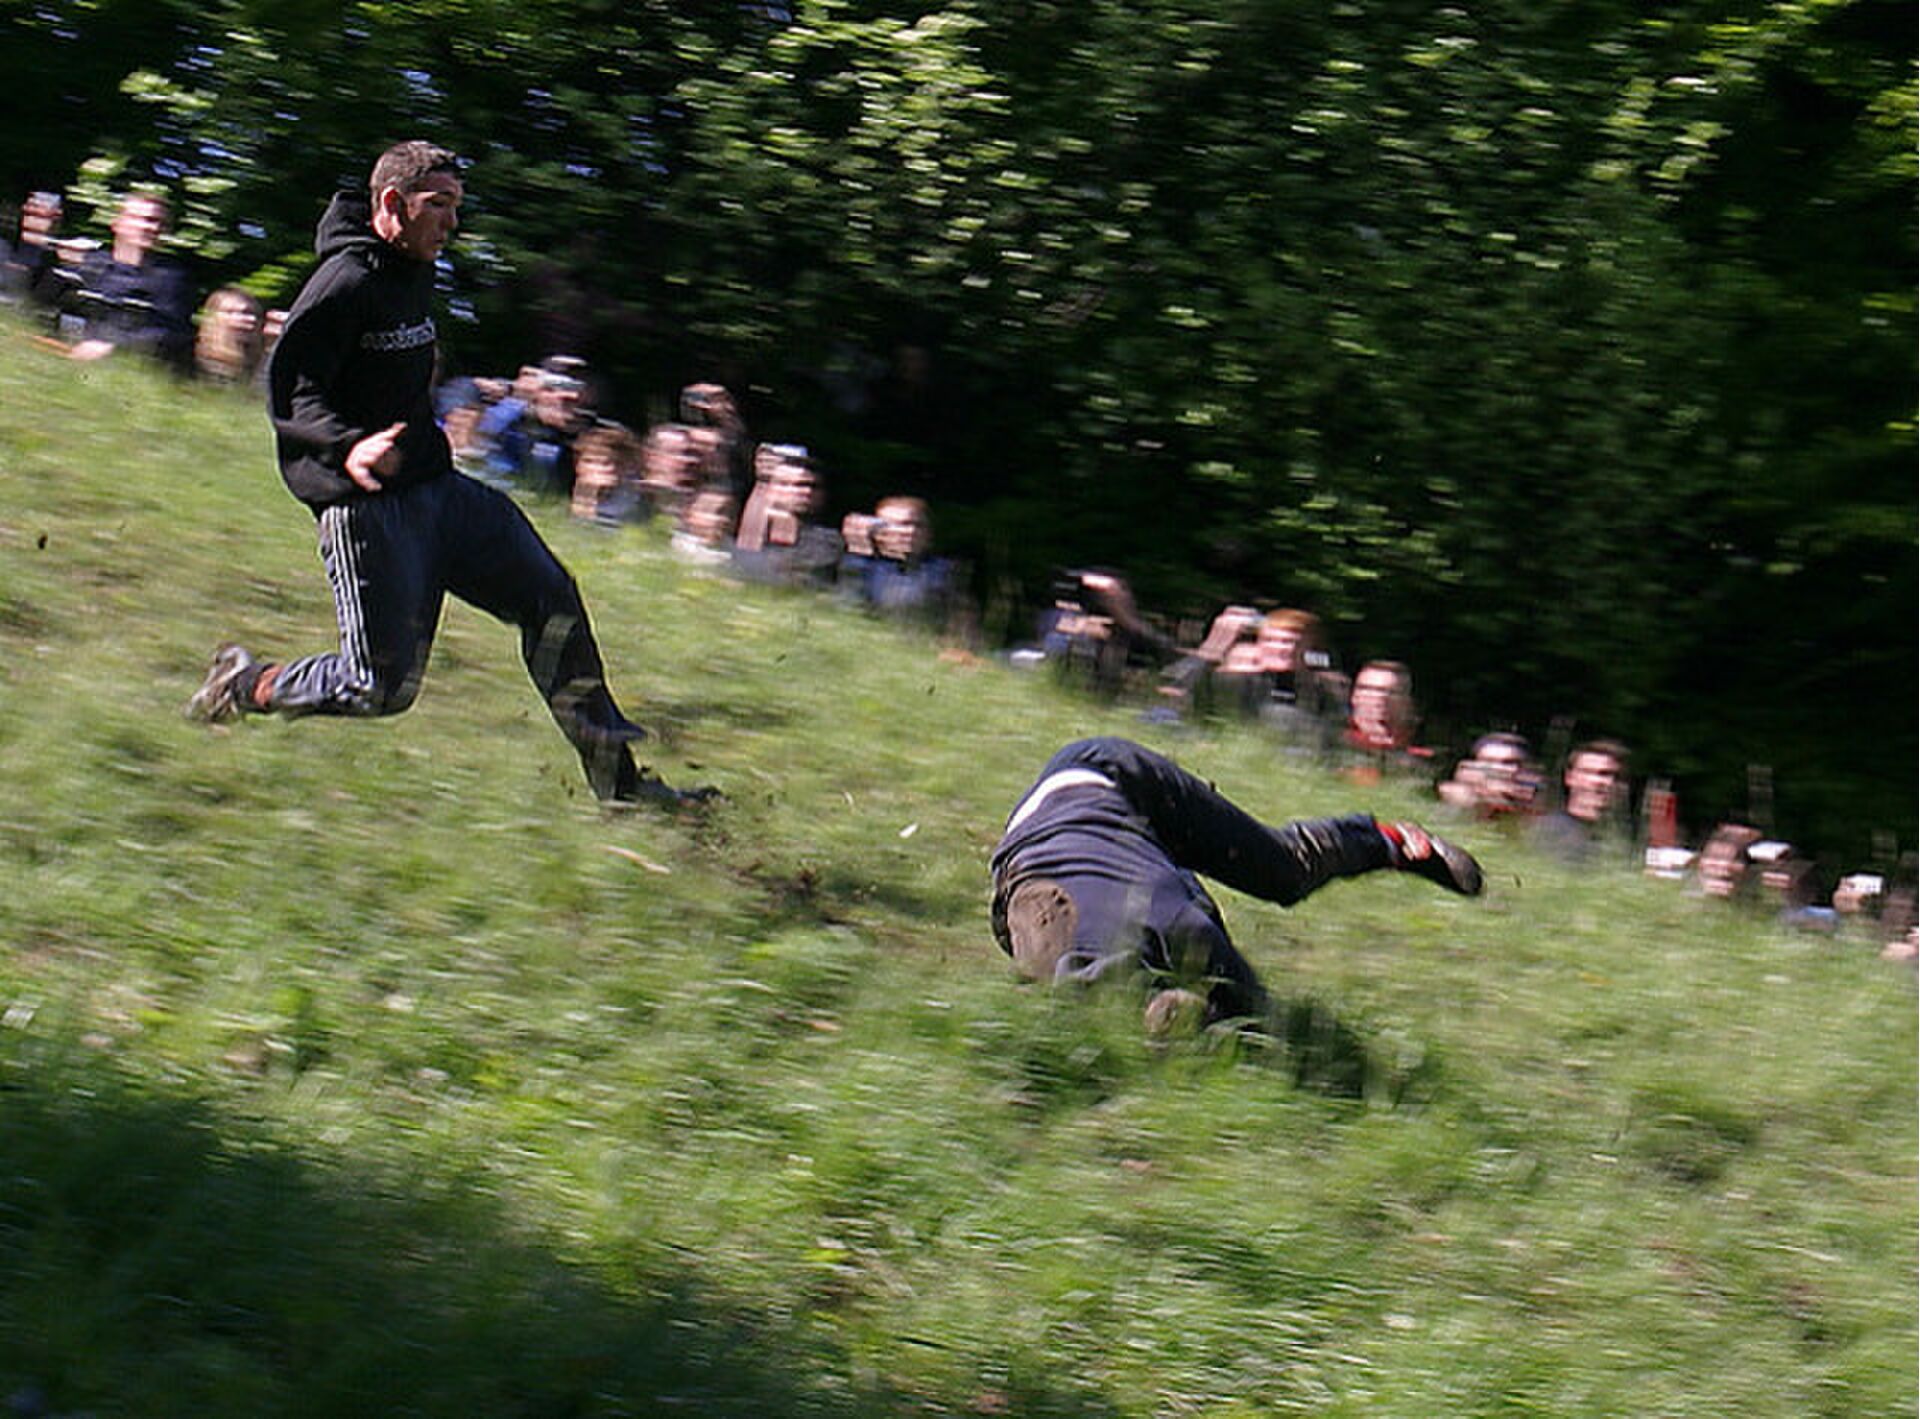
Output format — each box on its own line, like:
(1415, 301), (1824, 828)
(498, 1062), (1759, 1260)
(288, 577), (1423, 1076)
(994, 737), (1393, 1019)
(266, 474), (644, 799)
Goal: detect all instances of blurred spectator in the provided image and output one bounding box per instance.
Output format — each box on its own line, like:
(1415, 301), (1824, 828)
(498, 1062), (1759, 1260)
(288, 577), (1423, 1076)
(679, 381), (751, 503)
(1162, 604), (1263, 712)
(734, 441), (800, 553)
(1748, 840), (1834, 930)
(569, 421), (648, 526)
(1346, 660), (1417, 751)
(1335, 659), (1427, 786)
(1532, 738), (1630, 864)
(472, 363), (542, 475)
(478, 357), (589, 493)
(253, 307), (288, 388)
(733, 448), (842, 587)
(1437, 732), (1541, 819)
(1879, 880), (1917, 963)
(838, 495), (959, 625)
(1695, 823), (1763, 900)
(638, 422), (701, 516)
(1831, 872), (1887, 928)
(441, 398), (497, 481)
(1, 190), (67, 310)
(193, 285), (264, 384)
(66, 190), (194, 368)
(1024, 569), (1172, 697)
(671, 486), (737, 568)
(1213, 608), (1343, 740)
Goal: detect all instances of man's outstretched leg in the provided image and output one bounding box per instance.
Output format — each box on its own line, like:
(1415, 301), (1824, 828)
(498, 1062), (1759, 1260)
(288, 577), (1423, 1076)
(438, 475), (713, 809)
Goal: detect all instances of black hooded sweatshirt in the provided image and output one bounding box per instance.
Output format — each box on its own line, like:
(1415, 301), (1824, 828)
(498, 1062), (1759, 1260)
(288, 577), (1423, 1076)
(268, 191), (451, 510)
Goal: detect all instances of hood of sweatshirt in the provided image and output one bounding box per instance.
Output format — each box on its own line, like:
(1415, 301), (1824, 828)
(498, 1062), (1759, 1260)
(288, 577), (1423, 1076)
(313, 191), (390, 264)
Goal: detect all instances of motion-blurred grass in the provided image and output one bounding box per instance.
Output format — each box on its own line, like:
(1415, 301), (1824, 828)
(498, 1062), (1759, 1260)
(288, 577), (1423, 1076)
(1, 324), (1912, 1416)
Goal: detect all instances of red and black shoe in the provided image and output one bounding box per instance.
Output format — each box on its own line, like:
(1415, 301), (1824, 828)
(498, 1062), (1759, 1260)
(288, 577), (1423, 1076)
(1380, 821), (1483, 897)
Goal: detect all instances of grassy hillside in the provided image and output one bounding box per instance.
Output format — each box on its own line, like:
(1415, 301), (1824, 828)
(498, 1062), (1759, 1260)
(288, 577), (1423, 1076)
(1, 324), (1913, 1417)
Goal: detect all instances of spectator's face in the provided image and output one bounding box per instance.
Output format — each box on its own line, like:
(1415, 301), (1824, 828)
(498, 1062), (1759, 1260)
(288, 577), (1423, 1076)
(384, 171), (462, 262)
(1259, 623), (1302, 674)
(1350, 666), (1405, 738)
(574, 447), (618, 492)
(772, 467), (821, 517)
(686, 427), (723, 476)
(1698, 839), (1748, 898)
(1564, 750), (1624, 823)
(686, 491), (735, 545)
(535, 380), (582, 429)
(444, 404), (482, 455)
(1472, 741), (1535, 812)
(21, 194), (59, 239)
(1832, 877), (1880, 917)
(213, 292), (259, 336)
(644, 430), (694, 488)
(873, 500), (929, 560)
(112, 196), (166, 260)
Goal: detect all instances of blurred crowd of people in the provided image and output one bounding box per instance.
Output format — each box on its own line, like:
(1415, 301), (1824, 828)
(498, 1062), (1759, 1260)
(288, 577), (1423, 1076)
(1, 189), (279, 380)
(8, 188), (1910, 960)
(433, 363), (966, 631)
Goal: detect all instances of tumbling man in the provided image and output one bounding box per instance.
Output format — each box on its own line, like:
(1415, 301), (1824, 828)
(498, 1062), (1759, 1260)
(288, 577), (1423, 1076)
(188, 141), (704, 808)
(990, 738), (1483, 1029)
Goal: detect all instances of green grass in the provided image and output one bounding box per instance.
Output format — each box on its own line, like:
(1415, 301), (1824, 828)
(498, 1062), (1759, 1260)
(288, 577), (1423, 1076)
(1, 323), (1913, 1417)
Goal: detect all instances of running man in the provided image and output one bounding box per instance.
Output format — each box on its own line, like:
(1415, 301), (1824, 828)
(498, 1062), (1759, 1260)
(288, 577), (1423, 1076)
(188, 141), (705, 808)
(990, 737), (1482, 1028)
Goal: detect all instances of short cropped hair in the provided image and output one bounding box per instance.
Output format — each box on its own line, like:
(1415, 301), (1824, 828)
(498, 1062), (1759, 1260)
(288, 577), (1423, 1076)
(369, 141), (461, 198)
(1569, 738), (1629, 771)
(876, 494), (929, 523)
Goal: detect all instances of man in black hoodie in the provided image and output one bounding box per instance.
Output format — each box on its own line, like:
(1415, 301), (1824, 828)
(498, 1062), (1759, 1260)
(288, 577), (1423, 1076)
(188, 141), (702, 808)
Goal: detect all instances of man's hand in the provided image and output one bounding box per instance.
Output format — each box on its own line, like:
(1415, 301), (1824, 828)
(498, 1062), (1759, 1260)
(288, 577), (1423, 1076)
(68, 339), (115, 362)
(345, 422), (406, 492)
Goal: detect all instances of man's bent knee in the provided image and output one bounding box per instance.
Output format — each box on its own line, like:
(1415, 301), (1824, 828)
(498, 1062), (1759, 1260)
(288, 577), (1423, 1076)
(345, 662), (425, 717)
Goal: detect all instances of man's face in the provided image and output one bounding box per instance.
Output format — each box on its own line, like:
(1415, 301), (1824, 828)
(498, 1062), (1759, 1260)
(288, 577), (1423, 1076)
(382, 171), (462, 262)
(112, 196), (166, 261)
(1563, 750), (1624, 823)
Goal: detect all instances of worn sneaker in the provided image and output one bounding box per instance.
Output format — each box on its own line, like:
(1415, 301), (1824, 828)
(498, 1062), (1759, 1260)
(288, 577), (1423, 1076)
(185, 644), (260, 723)
(1384, 821), (1483, 897)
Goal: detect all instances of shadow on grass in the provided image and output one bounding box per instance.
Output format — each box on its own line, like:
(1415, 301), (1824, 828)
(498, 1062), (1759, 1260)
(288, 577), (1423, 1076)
(1237, 995), (1444, 1107)
(0, 1056), (1118, 1419)
(641, 694), (798, 740)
